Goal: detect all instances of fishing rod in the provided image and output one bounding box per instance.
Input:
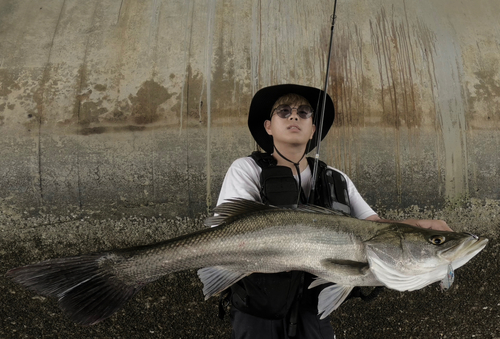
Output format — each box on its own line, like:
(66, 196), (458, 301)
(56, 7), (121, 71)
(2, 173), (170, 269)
(308, 0), (338, 204)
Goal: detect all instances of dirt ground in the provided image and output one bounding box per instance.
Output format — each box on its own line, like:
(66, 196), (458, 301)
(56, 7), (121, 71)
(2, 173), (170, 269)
(1, 199), (499, 339)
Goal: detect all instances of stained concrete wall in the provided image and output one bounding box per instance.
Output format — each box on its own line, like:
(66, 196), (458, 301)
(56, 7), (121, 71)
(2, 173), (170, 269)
(0, 0), (498, 214)
(1, 0), (500, 338)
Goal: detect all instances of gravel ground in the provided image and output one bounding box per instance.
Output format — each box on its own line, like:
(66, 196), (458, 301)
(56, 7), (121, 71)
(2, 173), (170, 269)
(1, 198), (499, 339)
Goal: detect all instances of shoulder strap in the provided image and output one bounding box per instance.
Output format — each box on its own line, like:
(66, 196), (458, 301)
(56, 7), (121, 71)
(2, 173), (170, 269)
(307, 157), (351, 214)
(306, 157), (326, 206)
(250, 151), (277, 168)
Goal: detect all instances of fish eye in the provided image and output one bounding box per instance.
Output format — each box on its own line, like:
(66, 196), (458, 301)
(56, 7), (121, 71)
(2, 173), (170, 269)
(429, 235), (446, 245)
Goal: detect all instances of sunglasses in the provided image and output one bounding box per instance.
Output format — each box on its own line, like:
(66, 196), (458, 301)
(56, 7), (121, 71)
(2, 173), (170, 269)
(272, 104), (314, 119)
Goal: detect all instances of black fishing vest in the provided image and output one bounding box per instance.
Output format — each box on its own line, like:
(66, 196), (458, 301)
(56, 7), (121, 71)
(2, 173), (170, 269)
(228, 151), (351, 320)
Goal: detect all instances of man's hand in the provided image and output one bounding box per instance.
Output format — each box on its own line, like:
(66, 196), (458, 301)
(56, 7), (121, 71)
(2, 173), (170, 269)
(366, 215), (453, 232)
(398, 219), (453, 232)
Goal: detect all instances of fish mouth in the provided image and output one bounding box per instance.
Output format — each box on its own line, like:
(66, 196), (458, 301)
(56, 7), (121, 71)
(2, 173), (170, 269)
(440, 235), (488, 271)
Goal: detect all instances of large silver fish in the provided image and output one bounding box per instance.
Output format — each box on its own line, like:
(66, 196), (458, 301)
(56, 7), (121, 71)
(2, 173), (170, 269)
(6, 199), (487, 325)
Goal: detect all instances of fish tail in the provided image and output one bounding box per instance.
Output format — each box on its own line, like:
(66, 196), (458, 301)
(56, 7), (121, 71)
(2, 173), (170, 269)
(5, 253), (143, 326)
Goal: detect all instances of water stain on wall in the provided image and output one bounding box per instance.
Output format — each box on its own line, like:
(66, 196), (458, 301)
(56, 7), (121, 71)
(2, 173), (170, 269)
(329, 7), (436, 131)
(368, 7), (424, 129)
(129, 80), (173, 125)
(0, 69), (21, 97)
(176, 65), (208, 127)
(467, 59), (500, 128)
(330, 25), (367, 128)
(473, 69), (500, 105)
(79, 100), (109, 125)
(328, 5), (453, 202)
(78, 125), (147, 136)
(94, 84), (107, 92)
(68, 79), (175, 132)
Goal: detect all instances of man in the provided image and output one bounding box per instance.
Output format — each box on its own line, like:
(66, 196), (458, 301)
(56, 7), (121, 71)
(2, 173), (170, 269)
(216, 84), (451, 338)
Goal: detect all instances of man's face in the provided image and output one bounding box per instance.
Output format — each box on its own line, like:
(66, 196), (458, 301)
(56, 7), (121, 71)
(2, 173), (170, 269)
(263, 100), (316, 150)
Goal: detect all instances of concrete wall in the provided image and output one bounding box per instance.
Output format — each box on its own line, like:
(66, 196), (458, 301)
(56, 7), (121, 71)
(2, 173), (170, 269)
(1, 0), (499, 338)
(1, 0), (499, 214)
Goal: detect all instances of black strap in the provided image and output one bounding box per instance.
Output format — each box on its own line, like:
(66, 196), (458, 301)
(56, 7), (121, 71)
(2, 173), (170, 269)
(323, 167), (351, 215)
(250, 151), (277, 167)
(287, 272), (305, 337)
(218, 289), (232, 320)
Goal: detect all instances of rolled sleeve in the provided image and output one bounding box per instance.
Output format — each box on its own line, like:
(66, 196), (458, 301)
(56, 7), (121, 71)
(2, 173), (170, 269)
(217, 157), (262, 206)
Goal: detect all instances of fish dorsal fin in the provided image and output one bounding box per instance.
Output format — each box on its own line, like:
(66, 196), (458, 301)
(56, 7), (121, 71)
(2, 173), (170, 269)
(204, 199), (276, 227)
(197, 266), (249, 299)
(205, 198), (348, 227)
(316, 284), (354, 319)
(296, 204), (348, 216)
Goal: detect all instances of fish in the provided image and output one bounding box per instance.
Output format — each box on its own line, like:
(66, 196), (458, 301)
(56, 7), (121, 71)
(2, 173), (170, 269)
(5, 199), (488, 325)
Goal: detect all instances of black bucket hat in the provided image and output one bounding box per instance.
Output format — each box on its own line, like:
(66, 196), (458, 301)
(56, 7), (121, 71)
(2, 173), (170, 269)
(248, 84), (335, 154)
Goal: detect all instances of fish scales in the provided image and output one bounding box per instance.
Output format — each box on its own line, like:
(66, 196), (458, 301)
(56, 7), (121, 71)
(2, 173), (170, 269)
(113, 207), (377, 284)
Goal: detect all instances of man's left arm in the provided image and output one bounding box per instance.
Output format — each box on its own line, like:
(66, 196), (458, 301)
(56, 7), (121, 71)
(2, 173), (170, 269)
(333, 169), (452, 232)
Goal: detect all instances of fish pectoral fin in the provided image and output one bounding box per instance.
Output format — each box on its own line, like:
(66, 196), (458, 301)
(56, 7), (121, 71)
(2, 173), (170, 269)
(320, 259), (370, 277)
(308, 277), (330, 289)
(317, 284), (354, 319)
(197, 266), (248, 300)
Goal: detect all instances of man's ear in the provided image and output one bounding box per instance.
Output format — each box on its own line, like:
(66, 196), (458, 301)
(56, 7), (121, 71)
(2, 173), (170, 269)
(310, 124), (316, 139)
(264, 120), (272, 136)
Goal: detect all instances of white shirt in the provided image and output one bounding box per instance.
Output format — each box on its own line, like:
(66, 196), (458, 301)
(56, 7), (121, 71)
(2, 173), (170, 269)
(217, 157), (376, 220)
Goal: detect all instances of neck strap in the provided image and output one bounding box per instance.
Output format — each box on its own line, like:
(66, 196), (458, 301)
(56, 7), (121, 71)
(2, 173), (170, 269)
(273, 146), (306, 205)
(273, 146), (305, 168)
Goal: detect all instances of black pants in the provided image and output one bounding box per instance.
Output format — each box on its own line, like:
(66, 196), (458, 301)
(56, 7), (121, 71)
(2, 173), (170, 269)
(229, 306), (335, 339)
